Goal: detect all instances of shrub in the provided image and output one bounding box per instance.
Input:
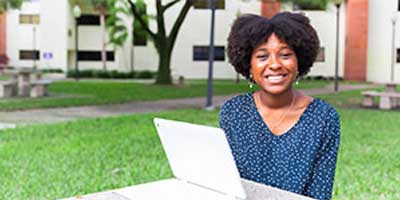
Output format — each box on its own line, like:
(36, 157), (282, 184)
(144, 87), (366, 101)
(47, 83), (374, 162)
(136, 70), (155, 79)
(40, 68), (64, 73)
(67, 69), (143, 79)
(0, 54), (9, 65)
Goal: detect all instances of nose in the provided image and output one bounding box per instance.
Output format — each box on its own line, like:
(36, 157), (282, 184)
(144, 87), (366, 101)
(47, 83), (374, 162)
(267, 55), (282, 70)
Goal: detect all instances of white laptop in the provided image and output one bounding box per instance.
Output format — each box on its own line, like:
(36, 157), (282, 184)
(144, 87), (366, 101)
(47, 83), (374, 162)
(64, 118), (247, 200)
(116, 118), (247, 200)
(64, 118), (246, 200)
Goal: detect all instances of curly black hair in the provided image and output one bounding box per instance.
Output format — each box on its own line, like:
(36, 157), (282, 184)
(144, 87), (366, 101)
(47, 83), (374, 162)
(227, 12), (320, 80)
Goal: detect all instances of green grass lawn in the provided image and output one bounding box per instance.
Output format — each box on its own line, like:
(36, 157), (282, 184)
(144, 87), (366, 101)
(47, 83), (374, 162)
(0, 104), (399, 199)
(0, 79), (330, 111)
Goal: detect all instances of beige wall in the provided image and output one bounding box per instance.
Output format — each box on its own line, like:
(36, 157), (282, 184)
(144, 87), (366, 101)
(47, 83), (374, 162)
(367, 0), (400, 83)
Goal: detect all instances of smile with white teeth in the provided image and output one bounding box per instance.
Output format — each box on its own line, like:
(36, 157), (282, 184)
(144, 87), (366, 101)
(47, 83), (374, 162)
(265, 74), (287, 82)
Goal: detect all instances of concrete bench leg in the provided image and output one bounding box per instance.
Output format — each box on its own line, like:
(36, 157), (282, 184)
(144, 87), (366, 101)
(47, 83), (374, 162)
(0, 83), (17, 98)
(19, 84), (31, 97)
(30, 85), (44, 98)
(362, 95), (374, 107)
(379, 96), (393, 110)
(42, 85), (49, 96)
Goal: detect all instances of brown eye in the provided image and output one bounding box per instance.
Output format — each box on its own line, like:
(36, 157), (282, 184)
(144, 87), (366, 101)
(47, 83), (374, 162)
(280, 53), (292, 59)
(256, 55), (268, 60)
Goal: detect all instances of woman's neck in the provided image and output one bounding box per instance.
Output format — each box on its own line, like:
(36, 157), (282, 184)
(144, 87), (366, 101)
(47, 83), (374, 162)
(258, 89), (295, 109)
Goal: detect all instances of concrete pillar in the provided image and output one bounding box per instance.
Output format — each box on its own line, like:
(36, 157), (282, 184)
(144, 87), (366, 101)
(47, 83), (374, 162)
(0, 13), (6, 55)
(344, 0), (369, 81)
(260, 0), (281, 19)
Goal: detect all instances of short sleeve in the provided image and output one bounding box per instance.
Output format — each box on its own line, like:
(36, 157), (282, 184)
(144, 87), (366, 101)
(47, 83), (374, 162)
(304, 108), (341, 200)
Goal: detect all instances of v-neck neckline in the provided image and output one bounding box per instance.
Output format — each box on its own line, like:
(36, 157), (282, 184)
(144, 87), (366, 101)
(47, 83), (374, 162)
(248, 92), (317, 139)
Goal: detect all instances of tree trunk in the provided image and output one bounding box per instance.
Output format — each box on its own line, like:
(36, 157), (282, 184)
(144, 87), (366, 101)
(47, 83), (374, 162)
(100, 8), (107, 71)
(156, 47), (172, 84)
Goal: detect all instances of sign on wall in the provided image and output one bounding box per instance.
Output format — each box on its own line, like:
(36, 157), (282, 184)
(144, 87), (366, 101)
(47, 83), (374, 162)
(43, 52), (53, 60)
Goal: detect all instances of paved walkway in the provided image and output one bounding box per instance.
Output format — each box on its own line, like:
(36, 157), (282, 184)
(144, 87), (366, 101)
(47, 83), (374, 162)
(0, 83), (377, 128)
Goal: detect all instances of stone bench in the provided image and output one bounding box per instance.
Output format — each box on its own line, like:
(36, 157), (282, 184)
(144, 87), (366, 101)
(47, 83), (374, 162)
(0, 81), (17, 98)
(30, 80), (52, 98)
(361, 90), (400, 109)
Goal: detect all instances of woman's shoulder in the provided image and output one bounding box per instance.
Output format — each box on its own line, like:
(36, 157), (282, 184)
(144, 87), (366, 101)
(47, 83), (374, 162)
(310, 98), (340, 135)
(311, 98), (339, 117)
(219, 93), (254, 128)
(220, 93), (253, 112)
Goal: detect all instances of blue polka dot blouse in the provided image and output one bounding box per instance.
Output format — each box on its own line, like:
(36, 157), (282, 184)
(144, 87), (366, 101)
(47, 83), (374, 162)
(219, 93), (340, 200)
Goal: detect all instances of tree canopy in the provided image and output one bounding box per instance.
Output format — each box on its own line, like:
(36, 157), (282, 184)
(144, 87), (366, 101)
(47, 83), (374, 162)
(0, 0), (23, 13)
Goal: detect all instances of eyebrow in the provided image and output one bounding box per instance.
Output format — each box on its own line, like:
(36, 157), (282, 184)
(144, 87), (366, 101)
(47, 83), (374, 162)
(256, 46), (291, 52)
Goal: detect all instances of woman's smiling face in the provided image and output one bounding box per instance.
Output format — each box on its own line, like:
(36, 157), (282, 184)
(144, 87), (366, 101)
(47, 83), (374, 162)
(250, 33), (298, 95)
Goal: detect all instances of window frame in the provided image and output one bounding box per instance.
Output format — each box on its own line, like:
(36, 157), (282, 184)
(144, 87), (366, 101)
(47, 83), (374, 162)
(19, 14), (40, 25)
(193, 0), (225, 10)
(193, 46), (225, 61)
(77, 51), (115, 62)
(77, 15), (101, 26)
(19, 50), (40, 60)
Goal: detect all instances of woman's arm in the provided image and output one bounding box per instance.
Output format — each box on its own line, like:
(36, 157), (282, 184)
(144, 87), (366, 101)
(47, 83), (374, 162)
(304, 108), (341, 200)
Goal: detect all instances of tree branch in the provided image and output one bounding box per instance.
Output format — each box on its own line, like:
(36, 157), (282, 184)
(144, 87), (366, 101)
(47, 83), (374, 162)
(162, 0), (180, 12)
(167, 0), (192, 51)
(155, 0), (166, 36)
(126, 0), (156, 39)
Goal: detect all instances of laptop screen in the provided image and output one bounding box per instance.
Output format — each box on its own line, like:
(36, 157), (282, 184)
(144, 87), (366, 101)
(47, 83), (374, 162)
(154, 118), (246, 199)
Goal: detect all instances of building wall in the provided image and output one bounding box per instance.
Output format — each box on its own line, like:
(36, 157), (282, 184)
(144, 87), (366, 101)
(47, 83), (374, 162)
(7, 1), (41, 68)
(40, 0), (68, 69)
(7, 0), (387, 83)
(367, 0), (400, 83)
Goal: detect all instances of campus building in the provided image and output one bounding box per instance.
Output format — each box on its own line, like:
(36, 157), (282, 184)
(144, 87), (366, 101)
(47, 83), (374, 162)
(0, 0), (399, 83)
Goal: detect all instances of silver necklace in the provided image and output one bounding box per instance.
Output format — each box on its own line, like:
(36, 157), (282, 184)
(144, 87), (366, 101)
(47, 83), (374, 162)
(257, 91), (296, 131)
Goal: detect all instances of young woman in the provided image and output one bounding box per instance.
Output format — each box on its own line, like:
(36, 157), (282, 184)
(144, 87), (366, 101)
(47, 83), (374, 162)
(220, 12), (340, 200)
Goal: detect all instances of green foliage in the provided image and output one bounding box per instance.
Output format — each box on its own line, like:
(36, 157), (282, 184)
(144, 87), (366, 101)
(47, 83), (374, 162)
(106, 0), (129, 47)
(135, 70), (154, 79)
(39, 68), (64, 74)
(292, 0), (328, 10)
(0, 54), (9, 65)
(132, 0), (148, 46)
(66, 69), (154, 79)
(0, 0), (23, 13)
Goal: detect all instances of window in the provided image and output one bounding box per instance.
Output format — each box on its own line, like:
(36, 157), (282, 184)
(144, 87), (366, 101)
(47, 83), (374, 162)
(293, 1), (326, 11)
(397, 49), (400, 63)
(19, 50), (40, 60)
(193, 46), (225, 61)
(19, 14), (40, 24)
(77, 15), (100, 26)
(315, 47), (325, 62)
(133, 2), (148, 46)
(193, 0), (225, 9)
(398, 0), (400, 11)
(77, 51), (115, 61)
